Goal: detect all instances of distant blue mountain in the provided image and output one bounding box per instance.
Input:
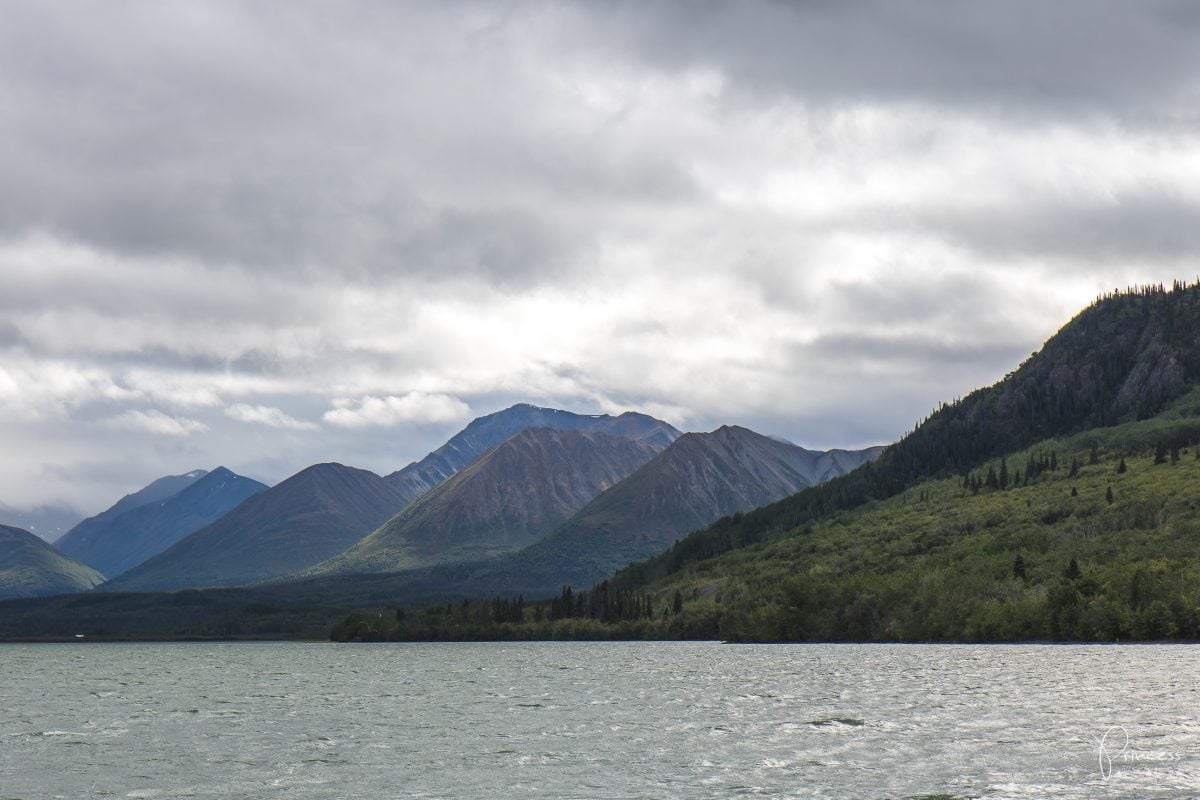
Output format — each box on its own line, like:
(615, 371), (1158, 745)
(0, 501), (83, 543)
(55, 468), (267, 578)
(102, 462), (410, 592)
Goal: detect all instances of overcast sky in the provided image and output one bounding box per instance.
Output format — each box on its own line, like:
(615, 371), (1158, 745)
(3, 1), (1200, 513)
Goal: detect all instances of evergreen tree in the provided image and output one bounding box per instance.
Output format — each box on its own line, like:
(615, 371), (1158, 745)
(1064, 558), (1082, 581)
(1106, 485), (1114, 504)
(1117, 458), (1127, 474)
(1012, 554), (1027, 581)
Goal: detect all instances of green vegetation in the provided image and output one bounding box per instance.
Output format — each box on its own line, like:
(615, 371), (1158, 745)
(0, 525), (105, 601)
(686, 439), (1200, 642)
(330, 581), (721, 642)
(331, 397), (1200, 643)
(621, 283), (1200, 590)
(0, 588), (348, 641)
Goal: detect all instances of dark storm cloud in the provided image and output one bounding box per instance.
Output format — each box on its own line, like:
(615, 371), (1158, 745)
(0, 1), (698, 284)
(602, 0), (1200, 116)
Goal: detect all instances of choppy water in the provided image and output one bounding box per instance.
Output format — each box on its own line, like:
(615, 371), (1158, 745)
(1, 642), (1198, 799)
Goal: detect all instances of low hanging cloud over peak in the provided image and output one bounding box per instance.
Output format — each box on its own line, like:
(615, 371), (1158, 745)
(106, 409), (208, 438)
(225, 403), (318, 431)
(324, 393), (472, 430)
(0, 2), (1197, 511)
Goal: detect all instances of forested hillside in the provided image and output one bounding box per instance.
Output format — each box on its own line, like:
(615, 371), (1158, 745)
(335, 404), (1200, 642)
(620, 283), (1200, 589)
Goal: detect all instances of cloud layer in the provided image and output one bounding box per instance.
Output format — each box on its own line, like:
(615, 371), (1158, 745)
(1, 1), (1197, 510)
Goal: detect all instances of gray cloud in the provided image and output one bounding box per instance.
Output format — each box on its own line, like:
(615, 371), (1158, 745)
(0, 1), (701, 284)
(927, 190), (1200, 265)
(601, 1), (1200, 116)
(0, 2), (1197, 511)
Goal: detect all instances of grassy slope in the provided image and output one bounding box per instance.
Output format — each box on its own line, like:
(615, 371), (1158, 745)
(646, 404), (1200, 642)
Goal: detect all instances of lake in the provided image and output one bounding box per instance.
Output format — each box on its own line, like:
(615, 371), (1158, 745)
(1, 642), (1197, 798)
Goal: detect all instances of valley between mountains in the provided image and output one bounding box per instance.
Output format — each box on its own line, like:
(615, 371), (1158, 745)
(5, 284), (1200, 645)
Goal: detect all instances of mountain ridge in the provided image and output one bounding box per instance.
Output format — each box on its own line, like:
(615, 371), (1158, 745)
(56, 470), (210, 559)
(310, 427), (666, 575)
(384, 403), (681, 504)
(102, 463), (409, 592)
(275, 425), (884, 608)
(395, 424), (883, 598)
(54, 467), (268, 578)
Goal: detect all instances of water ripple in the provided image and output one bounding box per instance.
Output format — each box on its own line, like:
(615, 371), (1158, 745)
(2, 642), (1198, 798)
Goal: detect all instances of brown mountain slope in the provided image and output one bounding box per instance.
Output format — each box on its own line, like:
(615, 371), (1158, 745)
(384, 403), (680, 504)
(311, 427), (665, 575)
(436, 425), (884, 594)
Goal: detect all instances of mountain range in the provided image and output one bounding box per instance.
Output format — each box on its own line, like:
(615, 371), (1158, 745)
(55, 467), (268, 579)
(498, 425), (885, 590)
(2, 401), (879, 620)
(313, 427), (667, 575)
(291, 424), (884, 604)
(103, 463), (410, 592)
